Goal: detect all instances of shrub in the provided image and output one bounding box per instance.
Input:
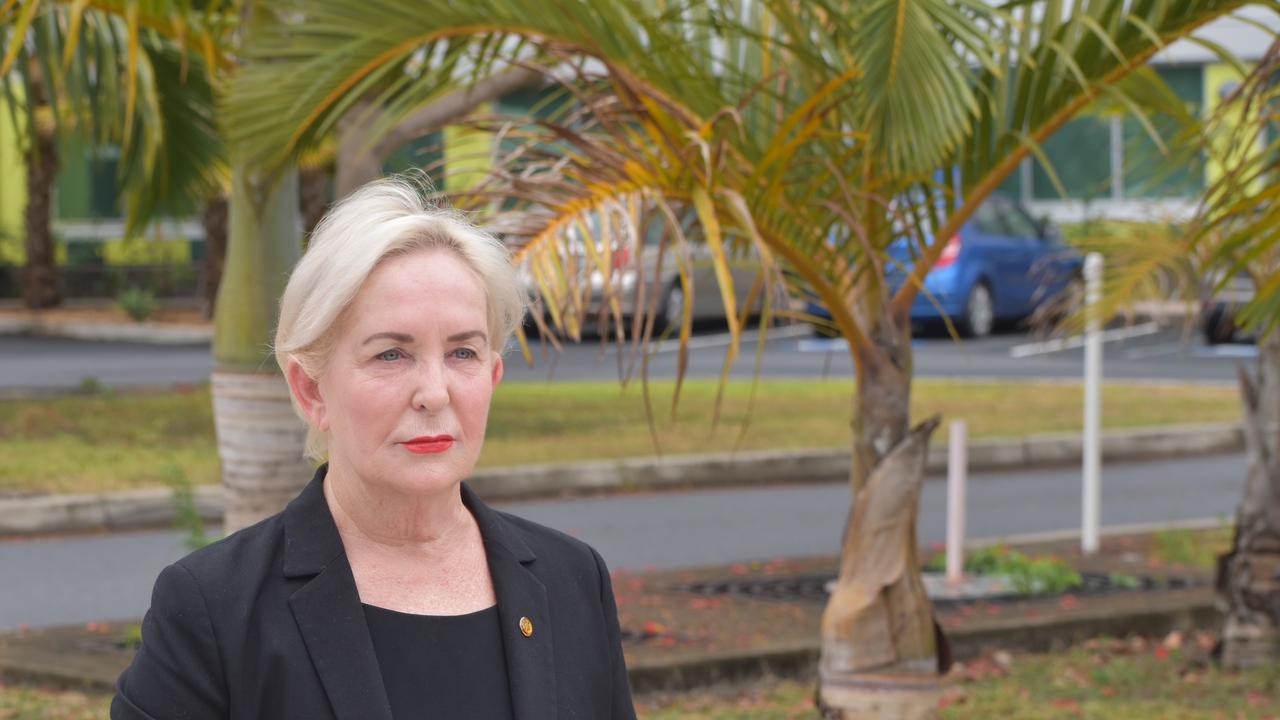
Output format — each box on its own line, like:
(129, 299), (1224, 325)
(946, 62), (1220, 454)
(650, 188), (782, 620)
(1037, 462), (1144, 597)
(929, 543), (1084, 595)
(117, 286), (157, 321)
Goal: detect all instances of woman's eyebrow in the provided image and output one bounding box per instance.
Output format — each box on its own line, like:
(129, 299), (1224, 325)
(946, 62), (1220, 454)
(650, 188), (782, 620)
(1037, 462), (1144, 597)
(447, 330), (487, 343)
(361, 331), (414, 346)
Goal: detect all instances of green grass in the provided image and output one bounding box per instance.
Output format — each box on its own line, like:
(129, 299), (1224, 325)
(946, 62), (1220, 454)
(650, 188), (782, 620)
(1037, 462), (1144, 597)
(0, 686), (112, 719)
(939, 639), (1280, 719)
(1151, 524), (1235, 569)
(0, 378), (1241, 494)
(635, 640), (1280, 719)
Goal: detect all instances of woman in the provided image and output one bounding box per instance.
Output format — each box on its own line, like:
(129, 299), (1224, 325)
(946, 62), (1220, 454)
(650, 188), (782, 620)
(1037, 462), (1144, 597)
(112, 178), (637, 719)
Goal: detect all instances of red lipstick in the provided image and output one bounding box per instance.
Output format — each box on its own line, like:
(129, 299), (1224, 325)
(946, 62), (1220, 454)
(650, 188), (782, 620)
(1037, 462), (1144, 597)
(402, 435), (454, 454)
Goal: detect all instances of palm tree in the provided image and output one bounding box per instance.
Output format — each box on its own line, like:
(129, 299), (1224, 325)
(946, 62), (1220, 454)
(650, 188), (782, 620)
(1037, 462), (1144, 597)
(226, 1), (1258, 715)
(1096, 39), (1280, 668)
(0, 1), (228, 309)
(0, 0), (313, 532)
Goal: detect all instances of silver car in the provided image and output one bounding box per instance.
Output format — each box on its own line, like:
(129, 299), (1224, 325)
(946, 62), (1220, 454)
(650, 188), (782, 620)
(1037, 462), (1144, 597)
(520, 217), (773, 334)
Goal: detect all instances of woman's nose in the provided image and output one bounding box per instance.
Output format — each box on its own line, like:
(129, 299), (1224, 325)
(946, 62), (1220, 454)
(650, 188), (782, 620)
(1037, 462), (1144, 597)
(410, 359), (450, 413)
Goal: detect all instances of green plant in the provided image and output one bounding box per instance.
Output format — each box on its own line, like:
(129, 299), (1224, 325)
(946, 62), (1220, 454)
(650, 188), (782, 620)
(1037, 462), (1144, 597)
(958, 544), (1084, 596)
(75, 376), (109, 395)
(163, 464), (219, 550)
(1109, 572), (1142, 590)
(117, 286), (157, 322)
(121, 623), (143, 649)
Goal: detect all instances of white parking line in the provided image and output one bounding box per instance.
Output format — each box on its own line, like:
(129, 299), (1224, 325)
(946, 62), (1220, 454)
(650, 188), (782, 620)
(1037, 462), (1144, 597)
(1008, 322), (1161, 359)
(650, 323), (812, 353)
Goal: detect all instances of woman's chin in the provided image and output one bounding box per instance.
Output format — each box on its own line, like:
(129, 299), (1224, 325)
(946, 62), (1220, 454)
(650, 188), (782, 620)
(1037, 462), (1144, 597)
(383, 456), (476, 495)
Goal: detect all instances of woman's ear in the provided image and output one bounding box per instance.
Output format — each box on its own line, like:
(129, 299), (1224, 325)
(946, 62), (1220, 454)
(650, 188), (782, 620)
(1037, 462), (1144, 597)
(490, 353), (504, 388)
(285, 358), (328, 432)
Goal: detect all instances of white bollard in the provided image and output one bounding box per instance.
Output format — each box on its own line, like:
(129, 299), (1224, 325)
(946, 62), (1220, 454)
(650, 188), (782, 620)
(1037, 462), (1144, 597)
(946, 419), (968, 586)
(1082, 252), (1104, 555)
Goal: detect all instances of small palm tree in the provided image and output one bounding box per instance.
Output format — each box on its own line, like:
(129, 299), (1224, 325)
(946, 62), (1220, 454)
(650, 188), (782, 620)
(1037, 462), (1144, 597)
(227, 1), (1259, 715)
(1099, 39), (1280, 668)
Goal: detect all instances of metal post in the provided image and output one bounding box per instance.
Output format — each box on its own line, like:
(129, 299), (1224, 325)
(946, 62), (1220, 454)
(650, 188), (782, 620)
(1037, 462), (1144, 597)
(1082, 252), (1104, 555)
(946, 420), (968, 585)
(1110, 117), (1125, 203)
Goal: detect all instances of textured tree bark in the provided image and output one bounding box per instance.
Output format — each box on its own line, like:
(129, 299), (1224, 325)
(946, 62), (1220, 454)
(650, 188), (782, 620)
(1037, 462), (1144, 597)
(212, 167), (311, 532)
(212, 371), (312, 531)
(200, 196), (228, 320)
(334, 67), (542, 198)
(1218, 331), (1280, 668)
(819, 313), (945, 719)
(22, 113), (61, 309)
(851, 319), (915, 493)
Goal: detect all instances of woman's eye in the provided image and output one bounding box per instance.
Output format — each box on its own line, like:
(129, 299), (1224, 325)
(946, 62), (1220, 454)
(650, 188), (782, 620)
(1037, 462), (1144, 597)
(453, 348), (478, 361)
(376, 349), (404, 362)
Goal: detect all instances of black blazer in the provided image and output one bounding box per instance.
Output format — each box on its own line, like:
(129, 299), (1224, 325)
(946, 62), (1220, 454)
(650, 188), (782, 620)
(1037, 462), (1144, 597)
(112, 466), (636, 719)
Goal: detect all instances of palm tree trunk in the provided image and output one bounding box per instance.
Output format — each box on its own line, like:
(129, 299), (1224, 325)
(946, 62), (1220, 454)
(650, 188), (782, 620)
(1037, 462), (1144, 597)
(200, 195), (228, 320)
(211, 166), (311, 532)
(1218, 330), (1280, 668)
(22, 119), (60, 309)
(299, 164), (331, 243)
(819, 316), (944, 719)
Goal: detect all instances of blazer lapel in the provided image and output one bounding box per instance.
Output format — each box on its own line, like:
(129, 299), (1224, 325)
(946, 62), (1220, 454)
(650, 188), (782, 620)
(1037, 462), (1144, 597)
(464, 484), (559, 720)
(283, 467), (394, 720)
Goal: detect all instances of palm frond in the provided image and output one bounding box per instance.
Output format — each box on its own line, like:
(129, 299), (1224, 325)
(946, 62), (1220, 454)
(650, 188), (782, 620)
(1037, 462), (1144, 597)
(1, 0), (232, 233)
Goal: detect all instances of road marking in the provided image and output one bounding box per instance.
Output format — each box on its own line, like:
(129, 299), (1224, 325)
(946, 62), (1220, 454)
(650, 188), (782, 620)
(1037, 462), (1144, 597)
(797, 337), (848, 353)
(1008, 322), (1161, 359)
(650, 324), (812, 353)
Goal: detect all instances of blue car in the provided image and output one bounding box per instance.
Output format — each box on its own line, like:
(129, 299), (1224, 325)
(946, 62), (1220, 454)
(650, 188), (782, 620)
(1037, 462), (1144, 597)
(807, 194), (1083, 337)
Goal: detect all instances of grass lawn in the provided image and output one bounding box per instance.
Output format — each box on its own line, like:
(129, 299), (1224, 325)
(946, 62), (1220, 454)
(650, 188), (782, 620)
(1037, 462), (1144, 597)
(0, 685), (111, 719)
(635, 635), (1280, 719)
(0, 378), (1241, 494)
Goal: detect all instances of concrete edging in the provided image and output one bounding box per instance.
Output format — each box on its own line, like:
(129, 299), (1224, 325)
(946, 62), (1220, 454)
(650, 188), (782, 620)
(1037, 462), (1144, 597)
(0, 316), (211, 344)
(0, 422), (1244, 537)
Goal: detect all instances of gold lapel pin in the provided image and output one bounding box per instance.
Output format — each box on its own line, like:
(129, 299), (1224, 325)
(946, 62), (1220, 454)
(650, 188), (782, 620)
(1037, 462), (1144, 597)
(519, 616), (534, 638)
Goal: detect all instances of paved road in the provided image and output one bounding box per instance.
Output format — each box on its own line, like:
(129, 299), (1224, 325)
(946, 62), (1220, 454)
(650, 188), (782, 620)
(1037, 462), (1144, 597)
(0, 324), (1255, 391)
(0, 453), (1246, 630)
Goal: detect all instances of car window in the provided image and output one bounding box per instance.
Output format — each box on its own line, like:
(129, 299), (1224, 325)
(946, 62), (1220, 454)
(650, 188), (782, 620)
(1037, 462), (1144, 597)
(971, 199), (1007, 236)
(1001, 203), (1041, 240)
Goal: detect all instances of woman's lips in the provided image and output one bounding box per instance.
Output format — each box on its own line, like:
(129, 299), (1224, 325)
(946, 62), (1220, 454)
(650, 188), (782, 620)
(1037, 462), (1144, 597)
(402, 435), (454, 454)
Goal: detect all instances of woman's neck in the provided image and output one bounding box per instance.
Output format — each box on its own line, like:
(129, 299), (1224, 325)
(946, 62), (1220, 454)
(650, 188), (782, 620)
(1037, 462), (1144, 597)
(323, 464), (472, 559)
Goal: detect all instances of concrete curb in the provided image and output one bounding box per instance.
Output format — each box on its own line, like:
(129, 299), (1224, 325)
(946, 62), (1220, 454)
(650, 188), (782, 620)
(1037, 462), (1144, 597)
(0, 422), (1243, 537)
(0, 316), (211, 344)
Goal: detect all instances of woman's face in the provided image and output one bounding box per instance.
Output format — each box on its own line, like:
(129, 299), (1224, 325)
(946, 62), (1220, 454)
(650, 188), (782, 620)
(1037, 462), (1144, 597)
(307, 247), (503, 497)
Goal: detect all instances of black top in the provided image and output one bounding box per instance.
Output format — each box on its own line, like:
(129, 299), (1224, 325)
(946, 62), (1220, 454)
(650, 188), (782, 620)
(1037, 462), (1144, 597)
(362, 602), (515, 720)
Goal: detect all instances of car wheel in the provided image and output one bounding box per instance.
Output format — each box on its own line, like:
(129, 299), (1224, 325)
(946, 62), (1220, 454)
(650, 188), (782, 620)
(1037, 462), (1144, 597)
(960, 282), (994, 339)
(1203, 307), (1237, 345)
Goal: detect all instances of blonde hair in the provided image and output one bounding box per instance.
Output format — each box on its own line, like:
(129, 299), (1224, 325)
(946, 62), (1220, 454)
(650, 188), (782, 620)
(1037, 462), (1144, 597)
(275, 175), (525, 460)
